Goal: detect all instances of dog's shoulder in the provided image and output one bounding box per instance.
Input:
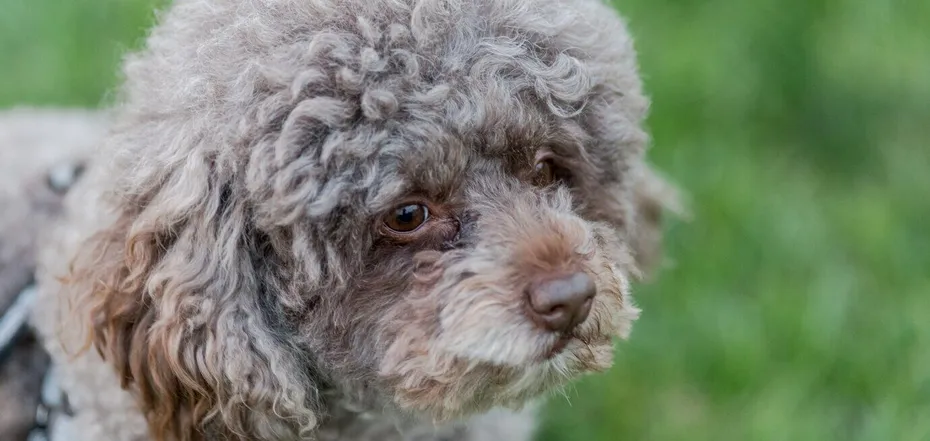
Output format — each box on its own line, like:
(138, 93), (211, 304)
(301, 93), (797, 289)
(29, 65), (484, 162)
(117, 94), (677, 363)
(0, 107), (104, 311)
(0, 107), (105, 441)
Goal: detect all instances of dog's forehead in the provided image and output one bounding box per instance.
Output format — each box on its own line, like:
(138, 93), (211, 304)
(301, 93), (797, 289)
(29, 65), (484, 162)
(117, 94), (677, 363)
(364, 102), (588, 204)
(232, 0), (633, 220)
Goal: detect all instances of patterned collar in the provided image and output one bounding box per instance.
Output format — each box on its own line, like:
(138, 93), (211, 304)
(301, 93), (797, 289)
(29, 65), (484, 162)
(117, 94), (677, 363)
(0, 283), (72, 441)
(0, 283), (36, 364)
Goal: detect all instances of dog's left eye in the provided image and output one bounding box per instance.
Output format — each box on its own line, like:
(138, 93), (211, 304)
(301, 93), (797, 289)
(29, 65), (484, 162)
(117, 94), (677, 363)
(384, 204), (430, 233)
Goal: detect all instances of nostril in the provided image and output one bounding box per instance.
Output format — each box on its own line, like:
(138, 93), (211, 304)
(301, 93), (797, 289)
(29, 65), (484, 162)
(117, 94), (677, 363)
(526, 271), (596, 333)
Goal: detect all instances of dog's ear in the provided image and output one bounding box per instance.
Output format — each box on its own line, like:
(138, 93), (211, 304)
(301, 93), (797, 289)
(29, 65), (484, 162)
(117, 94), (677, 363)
(628, 164), (687, 280)
(65, 155), (319, 441)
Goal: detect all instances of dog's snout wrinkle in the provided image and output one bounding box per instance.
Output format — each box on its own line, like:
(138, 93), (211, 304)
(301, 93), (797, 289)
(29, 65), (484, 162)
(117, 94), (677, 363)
(448, 210), (480, 247)
(525, 272), (595, 333)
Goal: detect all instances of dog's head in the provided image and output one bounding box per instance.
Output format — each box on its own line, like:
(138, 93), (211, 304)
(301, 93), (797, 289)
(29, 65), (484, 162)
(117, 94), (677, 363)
(64, 0), (677, 439)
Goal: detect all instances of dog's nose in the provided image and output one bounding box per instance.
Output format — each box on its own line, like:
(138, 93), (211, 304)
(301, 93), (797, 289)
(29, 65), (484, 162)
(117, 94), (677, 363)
(526, 272), (596, 333)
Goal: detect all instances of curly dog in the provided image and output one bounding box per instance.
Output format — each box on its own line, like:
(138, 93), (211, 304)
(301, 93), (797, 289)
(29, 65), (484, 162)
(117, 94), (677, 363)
(25, 0), (679, 440)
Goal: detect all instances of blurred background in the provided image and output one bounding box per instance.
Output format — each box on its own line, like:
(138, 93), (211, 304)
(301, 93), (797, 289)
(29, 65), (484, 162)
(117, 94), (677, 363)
(2, 0), (927, 440)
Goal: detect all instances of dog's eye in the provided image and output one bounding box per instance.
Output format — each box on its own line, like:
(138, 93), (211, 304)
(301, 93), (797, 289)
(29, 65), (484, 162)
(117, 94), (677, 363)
(384, 204), (430, 233)
(533, 159), (557, 187)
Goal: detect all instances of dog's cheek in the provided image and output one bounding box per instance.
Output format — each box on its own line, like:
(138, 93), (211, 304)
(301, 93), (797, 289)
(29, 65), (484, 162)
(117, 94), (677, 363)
(375, 270), (522, 419)
(378, 304), (474, 419)
(579, 225), (641, 338)
(377, 281), (445, 395)
(590, 258), (640, 340)
(433, 280), (547, 366)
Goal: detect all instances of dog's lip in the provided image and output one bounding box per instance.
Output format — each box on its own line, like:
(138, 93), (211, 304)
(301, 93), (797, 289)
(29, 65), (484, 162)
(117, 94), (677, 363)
(545, 334), (574, 359)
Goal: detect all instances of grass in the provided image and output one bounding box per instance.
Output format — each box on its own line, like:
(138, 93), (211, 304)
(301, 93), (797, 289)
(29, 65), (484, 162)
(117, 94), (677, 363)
(2, 0), (927, 440)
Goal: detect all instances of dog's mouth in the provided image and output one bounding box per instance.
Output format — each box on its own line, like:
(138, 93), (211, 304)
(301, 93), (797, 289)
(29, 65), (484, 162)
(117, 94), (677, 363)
(545, 334), (573, 359)
(540, 328), (616, 364)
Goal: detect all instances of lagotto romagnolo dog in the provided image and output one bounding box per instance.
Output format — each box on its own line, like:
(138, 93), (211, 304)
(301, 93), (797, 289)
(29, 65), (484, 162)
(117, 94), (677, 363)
(24, 0), (681, 440)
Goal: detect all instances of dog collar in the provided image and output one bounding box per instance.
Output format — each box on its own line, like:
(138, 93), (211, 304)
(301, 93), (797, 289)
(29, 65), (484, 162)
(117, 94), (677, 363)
(0, 283), (36, 363)
(0, 283), (71, 441)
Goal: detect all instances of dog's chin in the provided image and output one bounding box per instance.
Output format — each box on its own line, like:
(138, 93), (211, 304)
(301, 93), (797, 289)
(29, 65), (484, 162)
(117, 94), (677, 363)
(544, 333), (611, 362)
(546, 336), (617, 376)
(380, 331), (619, 423)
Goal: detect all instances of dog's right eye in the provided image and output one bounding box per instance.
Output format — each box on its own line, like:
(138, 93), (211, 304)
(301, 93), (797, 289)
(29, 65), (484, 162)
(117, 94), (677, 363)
(532, 156), (571, 188)
(384, 204), (430, 233)
(533, 159), (556, 187)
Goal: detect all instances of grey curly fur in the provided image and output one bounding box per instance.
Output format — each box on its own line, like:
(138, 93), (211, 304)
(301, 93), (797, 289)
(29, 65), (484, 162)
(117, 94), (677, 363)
(25, 0), (679, 440)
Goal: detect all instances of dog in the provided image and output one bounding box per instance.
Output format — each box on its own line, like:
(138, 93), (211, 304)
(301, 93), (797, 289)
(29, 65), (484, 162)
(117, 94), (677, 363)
(19, 0), (680, 440)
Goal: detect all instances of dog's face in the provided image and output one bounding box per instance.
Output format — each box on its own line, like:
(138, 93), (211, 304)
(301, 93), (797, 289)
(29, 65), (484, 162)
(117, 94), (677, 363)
(263, 108), (644, 419)
(67, 0), (670, 439)
(370, 152), (641, 418)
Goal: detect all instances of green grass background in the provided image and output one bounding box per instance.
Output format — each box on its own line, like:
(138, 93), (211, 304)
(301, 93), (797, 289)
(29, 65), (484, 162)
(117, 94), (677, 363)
(2, 0), (927, 440)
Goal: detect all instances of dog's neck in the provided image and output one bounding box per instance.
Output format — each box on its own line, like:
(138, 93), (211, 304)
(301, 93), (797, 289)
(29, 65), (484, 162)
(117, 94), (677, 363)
(313, 396), (467, 441)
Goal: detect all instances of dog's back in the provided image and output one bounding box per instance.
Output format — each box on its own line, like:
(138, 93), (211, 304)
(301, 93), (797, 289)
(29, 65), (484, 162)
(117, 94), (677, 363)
(0, 108), (104, 441)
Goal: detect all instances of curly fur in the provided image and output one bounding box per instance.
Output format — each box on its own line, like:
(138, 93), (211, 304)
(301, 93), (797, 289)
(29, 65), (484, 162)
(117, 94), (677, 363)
(28, 1), (678, 440)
